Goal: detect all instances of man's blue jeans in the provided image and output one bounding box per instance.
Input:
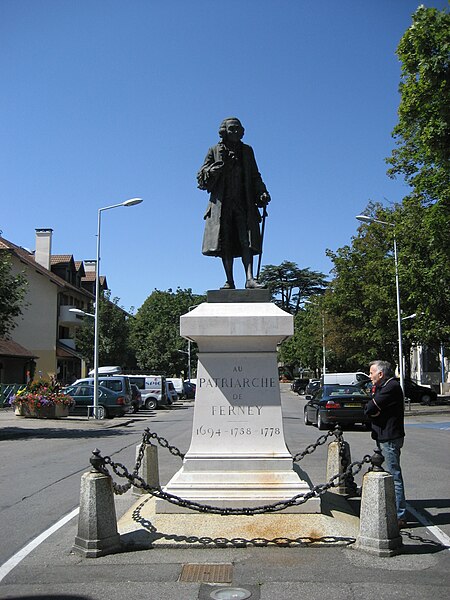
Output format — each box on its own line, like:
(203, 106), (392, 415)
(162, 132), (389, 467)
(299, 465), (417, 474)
(378, 438), (406, 520)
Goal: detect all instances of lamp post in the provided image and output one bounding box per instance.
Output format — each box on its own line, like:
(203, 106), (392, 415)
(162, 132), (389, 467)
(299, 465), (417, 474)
(92, 198), (143, 418)
(356, 214), (405, 394)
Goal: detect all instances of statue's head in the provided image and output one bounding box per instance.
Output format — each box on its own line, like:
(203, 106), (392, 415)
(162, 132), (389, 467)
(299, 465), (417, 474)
(219, 117), (245, 142)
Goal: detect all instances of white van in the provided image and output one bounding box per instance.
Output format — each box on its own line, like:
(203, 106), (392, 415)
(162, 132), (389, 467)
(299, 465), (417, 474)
(122, 374), (169, 410)
(321, 372), (370, 385)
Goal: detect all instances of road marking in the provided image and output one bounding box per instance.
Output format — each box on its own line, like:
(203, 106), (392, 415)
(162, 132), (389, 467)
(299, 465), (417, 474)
(405, 422), (450, 430)
(0, 507), (79, 583)
(406, 502), (450, 550)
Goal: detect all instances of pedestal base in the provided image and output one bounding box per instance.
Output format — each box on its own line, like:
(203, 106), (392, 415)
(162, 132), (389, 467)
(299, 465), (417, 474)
(157, 297), (318, 514)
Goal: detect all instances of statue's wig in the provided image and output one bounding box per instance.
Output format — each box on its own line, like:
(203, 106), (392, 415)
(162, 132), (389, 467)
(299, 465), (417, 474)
(219, 117), (245, 140)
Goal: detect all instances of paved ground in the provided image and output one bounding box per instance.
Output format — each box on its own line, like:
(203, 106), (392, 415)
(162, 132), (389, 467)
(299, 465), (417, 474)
(1, 397), (449, 599)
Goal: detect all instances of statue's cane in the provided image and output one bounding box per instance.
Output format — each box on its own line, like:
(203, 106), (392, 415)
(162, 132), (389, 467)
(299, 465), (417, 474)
(256, 205), (268, 280)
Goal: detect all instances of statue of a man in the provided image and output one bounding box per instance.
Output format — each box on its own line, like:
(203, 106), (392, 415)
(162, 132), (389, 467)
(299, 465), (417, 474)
(197, 117), (270, 289)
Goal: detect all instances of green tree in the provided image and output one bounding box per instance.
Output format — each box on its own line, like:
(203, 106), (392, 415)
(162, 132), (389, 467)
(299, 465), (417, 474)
(0, 251), (27, 337)
(131, 288), (205, 376)
(278, 305), (324, 376)
(325, 199), (450, 370)
(386, 5), (450, 204)
(76, 291), (135, 369)
(259, 261), (327, 314)
(325, 202), (400, 369)
(392, 197), (450, 346)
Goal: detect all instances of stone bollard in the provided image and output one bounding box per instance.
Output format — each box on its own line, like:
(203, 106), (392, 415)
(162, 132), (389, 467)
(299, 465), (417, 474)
(72, 449), (121, 558)
(132, 442), (160, 496)
(326, 439), (353, 495)
(356, 449), (402, 557)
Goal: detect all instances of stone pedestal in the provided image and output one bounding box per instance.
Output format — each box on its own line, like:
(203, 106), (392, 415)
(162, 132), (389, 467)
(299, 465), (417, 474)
(73, 470), (121, 558)
(157, 290), (318, 513)
(356, 471), (402, 556)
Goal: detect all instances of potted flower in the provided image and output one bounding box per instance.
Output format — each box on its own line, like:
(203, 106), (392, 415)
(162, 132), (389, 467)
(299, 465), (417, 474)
(11, 379), (74, 419)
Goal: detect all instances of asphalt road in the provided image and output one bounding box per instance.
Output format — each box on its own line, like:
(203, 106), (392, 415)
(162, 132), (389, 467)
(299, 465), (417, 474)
(0, 386), (449, 571)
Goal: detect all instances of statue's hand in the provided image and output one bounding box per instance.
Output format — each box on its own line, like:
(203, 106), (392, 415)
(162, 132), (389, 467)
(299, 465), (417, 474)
(209, 161), (225, 175)
(260, 192), (271, 205)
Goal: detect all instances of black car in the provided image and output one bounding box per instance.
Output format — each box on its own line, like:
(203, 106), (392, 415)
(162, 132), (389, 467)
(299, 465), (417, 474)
(304, 384), (371, 430)
(357, 378), (437, 404)
(130, 383), (142, 413)
(291, 378), (309, 395)
(305, 380), (321, 395)
(182, 381), (196, 400)
(404, 379), (437, 404)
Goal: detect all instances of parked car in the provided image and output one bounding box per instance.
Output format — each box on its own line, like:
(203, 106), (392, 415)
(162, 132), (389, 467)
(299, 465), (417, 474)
(357, 378), (438, 404)
(182, 380), (196, 400)
(122, 374), (169, 410)
(130, 383), (143, 413)
(404, 379), (437, 404)
(166, 380), (178, 404)
(304, 384), (371, 430)
(167, 377), (183, 399)
(291, 378), (309, 395)
(305, 380), (321, 395)
(63, 382), (132, 419)
(73, 375), (133, 408)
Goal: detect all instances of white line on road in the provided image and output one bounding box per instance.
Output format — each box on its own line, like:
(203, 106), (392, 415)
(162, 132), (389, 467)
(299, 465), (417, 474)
(406, 502), (450, 550)
(0, 507), (79, 583)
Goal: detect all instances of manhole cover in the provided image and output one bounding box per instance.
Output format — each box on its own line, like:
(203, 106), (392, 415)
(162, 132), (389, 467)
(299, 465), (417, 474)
(179, 563), (233, 583)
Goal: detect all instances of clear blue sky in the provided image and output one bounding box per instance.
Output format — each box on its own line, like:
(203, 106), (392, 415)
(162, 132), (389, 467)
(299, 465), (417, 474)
(1, 1), (447, 311)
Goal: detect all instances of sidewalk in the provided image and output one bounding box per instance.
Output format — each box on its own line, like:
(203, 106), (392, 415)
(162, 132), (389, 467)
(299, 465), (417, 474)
(1, 491), (449, 600)
(0, 409), (136, 440)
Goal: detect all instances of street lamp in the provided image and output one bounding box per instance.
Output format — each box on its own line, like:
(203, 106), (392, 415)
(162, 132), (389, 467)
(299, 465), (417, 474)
(92, 198), (143, 418)
(69, 308), (95, 318)
(356, 214), (405, 394)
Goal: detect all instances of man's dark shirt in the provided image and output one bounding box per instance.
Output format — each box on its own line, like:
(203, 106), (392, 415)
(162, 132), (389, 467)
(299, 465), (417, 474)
(364, 377), (405, 442)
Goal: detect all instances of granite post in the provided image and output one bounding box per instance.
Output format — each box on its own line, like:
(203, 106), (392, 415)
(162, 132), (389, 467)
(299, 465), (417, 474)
(132, 443), (160, 496)
(73, 469), (121, 557)
(357, 470), (402, 556)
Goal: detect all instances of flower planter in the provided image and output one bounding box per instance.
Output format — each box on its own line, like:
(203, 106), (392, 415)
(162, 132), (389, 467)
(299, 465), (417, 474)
(15, 403), (69, 419)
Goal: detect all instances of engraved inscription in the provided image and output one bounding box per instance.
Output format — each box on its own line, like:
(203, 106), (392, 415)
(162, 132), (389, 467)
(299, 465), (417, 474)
(198, 376), (276, 389)
(195, 425), (281, 438)
(211, 405), (263, 416)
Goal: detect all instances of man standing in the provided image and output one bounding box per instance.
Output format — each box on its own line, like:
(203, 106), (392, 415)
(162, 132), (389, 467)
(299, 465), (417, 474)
(197, 117), (270, 290)
(365, 360), (407, 528)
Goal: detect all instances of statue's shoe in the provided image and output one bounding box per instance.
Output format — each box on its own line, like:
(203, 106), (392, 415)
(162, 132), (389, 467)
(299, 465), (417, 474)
(245, 278), (266, 289)
(221, 281), (236, 289)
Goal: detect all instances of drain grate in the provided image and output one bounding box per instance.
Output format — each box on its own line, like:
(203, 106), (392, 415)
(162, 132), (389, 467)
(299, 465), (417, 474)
(179, 563), (233, 583)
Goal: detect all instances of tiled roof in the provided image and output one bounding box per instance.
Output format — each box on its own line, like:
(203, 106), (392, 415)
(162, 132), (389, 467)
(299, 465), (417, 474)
(51, 254), (73, 265)
(0, 236), (94, 298)
(0, 236), (64, 287)
(0, 338), (38, 358)
(82, 272), (96, 282)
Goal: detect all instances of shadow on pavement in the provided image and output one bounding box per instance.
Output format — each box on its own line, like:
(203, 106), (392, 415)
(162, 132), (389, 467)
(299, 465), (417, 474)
(401, 529), (449, 554)
(409, 498), (450, 526)
(0, 427), (131, 440)
(3, 597), (92, 600)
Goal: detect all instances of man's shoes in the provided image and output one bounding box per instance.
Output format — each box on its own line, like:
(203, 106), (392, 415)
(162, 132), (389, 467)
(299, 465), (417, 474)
(221, 281), (235, 290)
(398, 518), (408, 529)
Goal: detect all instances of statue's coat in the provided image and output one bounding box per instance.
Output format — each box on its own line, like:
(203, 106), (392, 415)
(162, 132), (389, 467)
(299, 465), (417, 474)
(197, 142), (268, 258)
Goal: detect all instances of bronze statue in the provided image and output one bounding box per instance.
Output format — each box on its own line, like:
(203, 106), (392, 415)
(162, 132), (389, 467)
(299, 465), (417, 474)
(197, 117), (270, 289)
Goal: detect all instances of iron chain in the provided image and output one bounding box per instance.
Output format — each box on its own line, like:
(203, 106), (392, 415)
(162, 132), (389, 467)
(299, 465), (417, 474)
(93, 426), (369, 510)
